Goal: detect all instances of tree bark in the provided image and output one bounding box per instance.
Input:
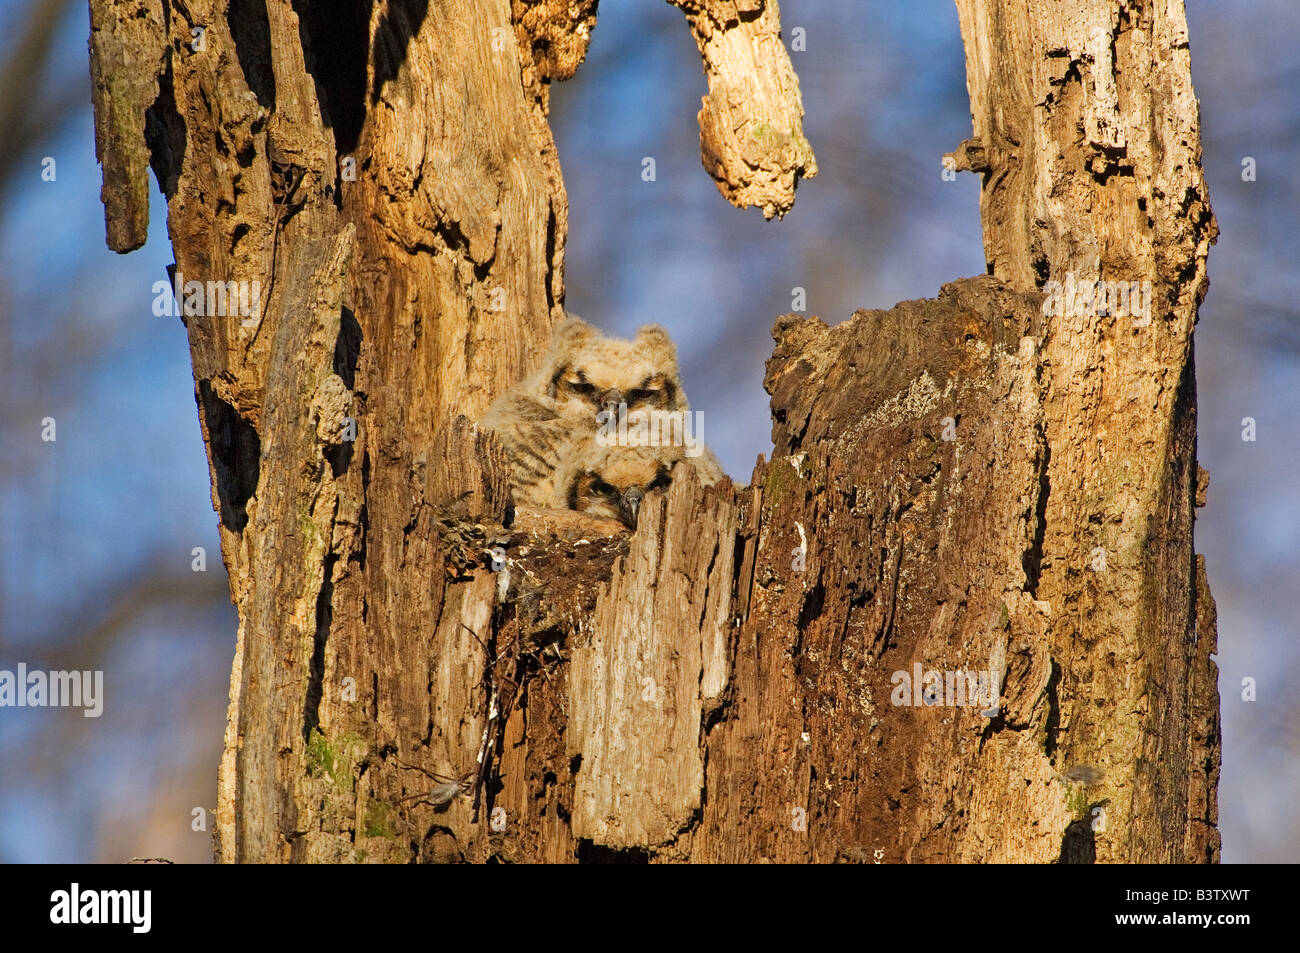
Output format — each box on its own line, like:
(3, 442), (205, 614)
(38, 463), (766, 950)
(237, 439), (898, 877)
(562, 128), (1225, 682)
(88, 0), (1217, 863)
(947, 0), (1220, 862)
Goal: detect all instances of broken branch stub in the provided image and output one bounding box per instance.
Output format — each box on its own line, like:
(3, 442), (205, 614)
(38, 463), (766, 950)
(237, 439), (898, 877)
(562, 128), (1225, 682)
(668, 0), (817, 219)
(88, 0), (167, 252)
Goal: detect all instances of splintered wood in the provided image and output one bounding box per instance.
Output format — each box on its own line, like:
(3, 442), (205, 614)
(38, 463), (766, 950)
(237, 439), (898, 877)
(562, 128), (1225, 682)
(668, 0), (817, 218)
(568, 466), (737, 847)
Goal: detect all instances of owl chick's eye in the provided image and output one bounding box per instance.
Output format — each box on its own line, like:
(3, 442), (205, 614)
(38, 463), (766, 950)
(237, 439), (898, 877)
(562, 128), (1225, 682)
(646, 470), (671, 492)
(625, 388), (661, 408)
(550, 366), (598, 401)
(591, 478), (621, 501)
(568, 379), (597, 398)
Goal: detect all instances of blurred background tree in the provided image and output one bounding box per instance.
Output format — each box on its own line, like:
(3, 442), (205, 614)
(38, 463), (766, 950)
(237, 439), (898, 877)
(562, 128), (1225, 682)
(1, 0), (1296, 862)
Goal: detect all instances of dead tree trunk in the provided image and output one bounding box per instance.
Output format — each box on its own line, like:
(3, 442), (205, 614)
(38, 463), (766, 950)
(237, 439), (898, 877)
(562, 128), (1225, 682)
(944, 0), (1221, 862)
(88, 0), (1218, 863)
(90, 0), (595, 861)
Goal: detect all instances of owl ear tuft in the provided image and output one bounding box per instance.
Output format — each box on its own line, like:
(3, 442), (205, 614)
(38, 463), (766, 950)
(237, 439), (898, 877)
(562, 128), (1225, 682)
(634, 324), (677, 360)
(543, 319), (595, 364)
(548, 316), (595, 355)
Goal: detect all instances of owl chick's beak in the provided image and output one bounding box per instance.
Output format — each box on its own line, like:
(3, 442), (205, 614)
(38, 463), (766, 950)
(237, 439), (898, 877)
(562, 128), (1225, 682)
(619, 487), (645, 529)
(599, 387), (625, 411)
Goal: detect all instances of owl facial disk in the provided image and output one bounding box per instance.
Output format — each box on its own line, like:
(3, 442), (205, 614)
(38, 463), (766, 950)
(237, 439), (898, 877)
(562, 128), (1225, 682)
(569, 464), (671, 529)
(550, 364), (680, 417)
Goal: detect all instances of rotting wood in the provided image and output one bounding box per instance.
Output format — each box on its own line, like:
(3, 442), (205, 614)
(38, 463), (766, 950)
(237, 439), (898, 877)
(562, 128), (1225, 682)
(667, 0), (818, 218)
(87, 0), (1218, 863)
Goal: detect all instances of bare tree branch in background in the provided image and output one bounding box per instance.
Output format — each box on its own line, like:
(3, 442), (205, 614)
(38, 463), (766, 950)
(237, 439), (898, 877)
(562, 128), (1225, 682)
(0, 0), (78, 199)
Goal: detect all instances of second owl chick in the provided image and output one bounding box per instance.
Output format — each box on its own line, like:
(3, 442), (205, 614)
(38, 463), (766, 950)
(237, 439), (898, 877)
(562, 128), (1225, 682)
(562, 442), (674, 529)
(555, 436), (725, 529)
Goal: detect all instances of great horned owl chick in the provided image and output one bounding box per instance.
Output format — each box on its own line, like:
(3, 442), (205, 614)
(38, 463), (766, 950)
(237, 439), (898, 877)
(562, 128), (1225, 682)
(551, 435), (726, 529)
(562, 443), (674, 529)
(542, 317), (687, 422)
(480, 315), (723, 515)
